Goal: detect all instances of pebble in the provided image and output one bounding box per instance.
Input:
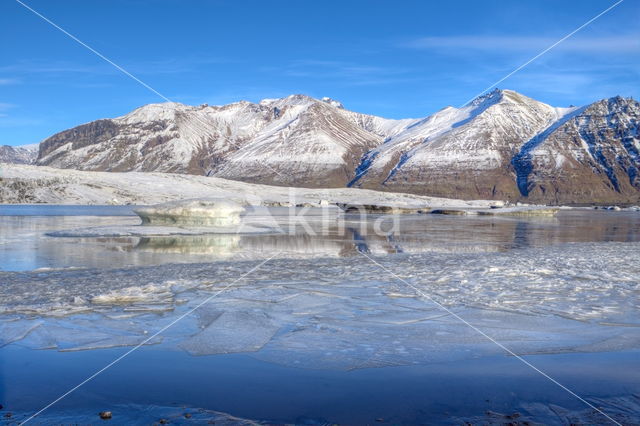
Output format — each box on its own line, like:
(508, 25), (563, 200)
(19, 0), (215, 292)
(99, 411), (112, 420)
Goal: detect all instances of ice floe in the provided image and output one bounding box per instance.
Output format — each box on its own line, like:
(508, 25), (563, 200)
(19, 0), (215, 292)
(134, 198), (245, 227)
(1, 242), (639, 368)
(46, 223), (276, 237)
(45, 200), (282, 238)
(180, 311), (279, 355)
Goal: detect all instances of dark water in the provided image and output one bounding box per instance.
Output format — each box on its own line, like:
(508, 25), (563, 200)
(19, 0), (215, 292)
(2, 344), (639, 425)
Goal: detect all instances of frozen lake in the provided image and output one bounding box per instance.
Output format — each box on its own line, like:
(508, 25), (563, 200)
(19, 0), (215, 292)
(1, 206), (639, 424)
(2, 205), (640, 271)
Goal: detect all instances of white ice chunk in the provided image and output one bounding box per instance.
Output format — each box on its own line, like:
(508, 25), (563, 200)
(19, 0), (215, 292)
(91, 282), (175, 305)
(134, 198), (245, 227)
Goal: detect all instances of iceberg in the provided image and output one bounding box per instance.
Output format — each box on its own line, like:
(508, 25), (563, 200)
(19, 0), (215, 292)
(134, 198), (245, 227)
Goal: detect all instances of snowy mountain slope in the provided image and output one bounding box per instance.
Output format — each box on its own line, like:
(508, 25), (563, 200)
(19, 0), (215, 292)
(350, 90), (575, 199)
(215, 98), (391, 186)
(0, 143), (38, 165)
(37, 101), (276, 174)
(347, 90), (639, 203)
(347, 102), (489, 188)
(512, 96), (640, 204)
(37, 95), (407, 186)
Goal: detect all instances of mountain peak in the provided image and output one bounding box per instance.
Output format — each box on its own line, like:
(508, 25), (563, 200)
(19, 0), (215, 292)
(584, 95), (640, 116)
(571, 95), (639, 115)
(606, 95), (635, 105)
(466, 88), (555, 112)
(258, 94), (316, 108)
(123, 102), (190, 122)
(258, 94), (344, 109)
(467, 88), (505, 108)
(321, 97), (344, 109)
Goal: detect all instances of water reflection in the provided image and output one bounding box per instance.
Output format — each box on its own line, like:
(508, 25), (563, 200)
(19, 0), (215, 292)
(135, 235), (242, 256)
(1, 209), (639, 271)
(512, 221), (531, 248)
(89, 211), (640, 261)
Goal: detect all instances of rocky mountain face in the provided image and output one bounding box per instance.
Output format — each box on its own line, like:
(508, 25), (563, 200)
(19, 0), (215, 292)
(0, 144), (38, 165)
(34, 90), (640, 204)
(511, 97), (640, 204)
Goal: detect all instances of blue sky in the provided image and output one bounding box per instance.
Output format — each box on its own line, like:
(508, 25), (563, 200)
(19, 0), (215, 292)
(1, 0), (638, 145)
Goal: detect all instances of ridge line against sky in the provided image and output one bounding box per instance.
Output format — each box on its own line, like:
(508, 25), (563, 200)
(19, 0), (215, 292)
(1, 0), (638, 145)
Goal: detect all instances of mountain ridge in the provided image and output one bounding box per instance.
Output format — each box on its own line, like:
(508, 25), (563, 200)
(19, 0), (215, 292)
(6, 89), (638, 204)
(0, 144), (38, 165)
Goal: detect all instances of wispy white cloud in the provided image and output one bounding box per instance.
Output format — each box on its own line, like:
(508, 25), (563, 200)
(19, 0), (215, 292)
(405, 35), (640, 53)
(0, 78), (20, 85)
(0, 103), (43, 128)
(266, 59), (418, 86)
(508, 68), (639, 100)
(511, 72), (596, 95)
(0, 61), (105, 75)
(0, 103), (15, 112)
(0, 117), (43, 127)
(0, 56), (229, 77)
(0, 103), (43, 127)
(127, 56), (231, 75)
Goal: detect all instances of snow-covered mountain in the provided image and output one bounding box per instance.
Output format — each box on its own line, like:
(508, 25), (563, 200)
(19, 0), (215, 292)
(0, 144), (38, 165)
(353, 90), (639, 204)
(37, 95), (408, 187)
(34, 90), (640, 204)
(350, 90), (583, 200)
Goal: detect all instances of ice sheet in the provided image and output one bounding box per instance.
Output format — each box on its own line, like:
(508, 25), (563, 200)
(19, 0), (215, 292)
(1, 242), (639, 366)
(180, 310), (280, 355)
